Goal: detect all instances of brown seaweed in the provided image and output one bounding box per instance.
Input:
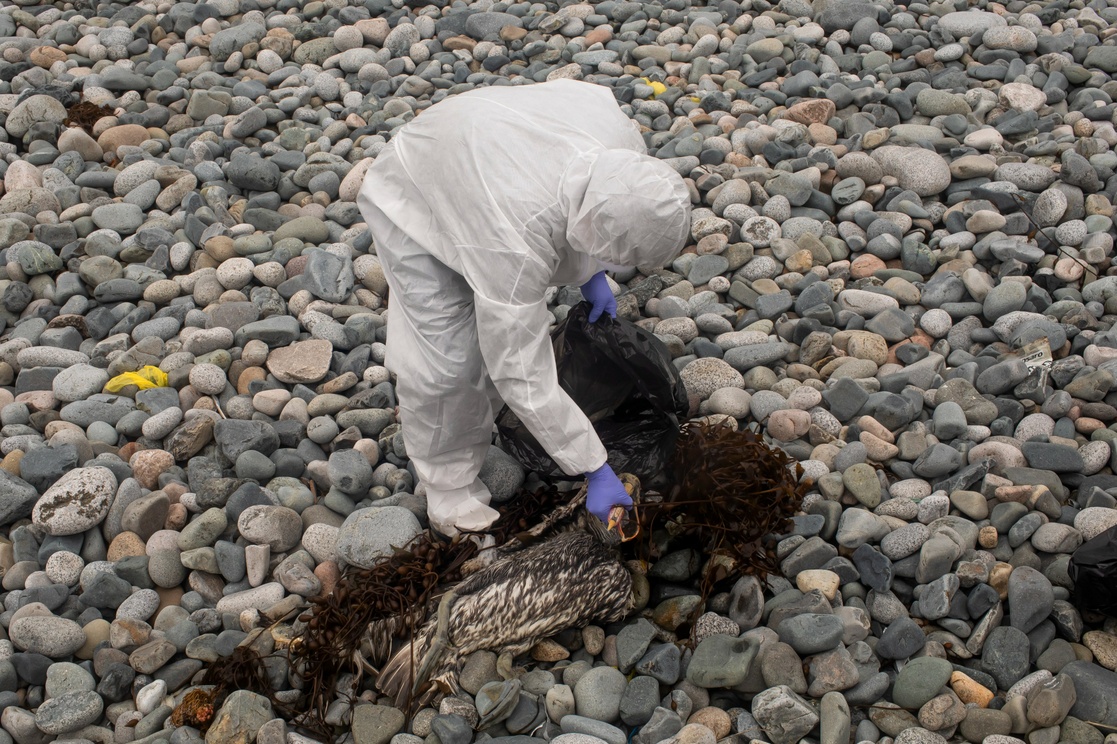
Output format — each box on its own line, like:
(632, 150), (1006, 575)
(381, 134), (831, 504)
(62, 100), (115, 135)
(169, 688), (217, 732)
(200, 645), (276, 698)
(170, 645), (286, 734)
(636, 420), (810, 595)
(287, 531), (480, 737)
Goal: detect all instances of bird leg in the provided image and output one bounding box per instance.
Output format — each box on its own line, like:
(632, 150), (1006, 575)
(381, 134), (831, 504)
(412, 589), (457, 696)
(460, 533), (499, 577)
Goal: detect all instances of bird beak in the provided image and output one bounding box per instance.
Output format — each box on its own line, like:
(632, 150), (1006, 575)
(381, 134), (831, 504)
(607, 505), (640, 542)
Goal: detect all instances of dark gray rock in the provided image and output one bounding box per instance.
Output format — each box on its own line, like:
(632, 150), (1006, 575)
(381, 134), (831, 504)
(982, 626), (1032, 690)
(1065, 661), (1117, 729)
(634, 644), (681, 685)
(877, 617), (925, 660)
(0, 471), (39, 526)
(777, 614), (846, 655)
(1008, 566), (1055, 635)
(616, 619), (657, 674)
(619, 676), (660, 727)
(214, 420), (279, 462)
(227, 152), (280, 191)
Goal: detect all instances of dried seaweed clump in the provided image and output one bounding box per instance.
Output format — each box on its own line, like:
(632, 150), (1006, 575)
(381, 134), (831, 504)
(641, 420), (809, 594)
(481, 481), (573, 545)
(170, 688), (217, 731)
(63, 100), (115, 134)
(171, 646), (278, 734)
(288, 532), (480, 733)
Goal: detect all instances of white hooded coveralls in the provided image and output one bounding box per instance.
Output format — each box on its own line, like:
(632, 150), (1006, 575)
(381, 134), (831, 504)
(356, 79), (692, 536)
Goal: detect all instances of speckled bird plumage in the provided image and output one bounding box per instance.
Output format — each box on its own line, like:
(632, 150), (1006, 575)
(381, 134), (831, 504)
(369, 480), (638, 709)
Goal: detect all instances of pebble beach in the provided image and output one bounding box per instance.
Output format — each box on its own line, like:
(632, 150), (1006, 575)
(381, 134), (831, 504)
(4, 0), (1117, 743)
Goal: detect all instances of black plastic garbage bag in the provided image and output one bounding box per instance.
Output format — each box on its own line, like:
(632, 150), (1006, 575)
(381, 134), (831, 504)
(1069, 524), (1117, 616)
(496, 301), (690, 481)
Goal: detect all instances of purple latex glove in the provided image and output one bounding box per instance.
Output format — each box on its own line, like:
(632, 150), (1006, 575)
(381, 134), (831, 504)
(581, 270), (616, 323)
(585, 462), (632, 524)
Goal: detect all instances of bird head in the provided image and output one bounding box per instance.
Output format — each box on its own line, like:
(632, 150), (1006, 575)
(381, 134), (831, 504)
(587, 473), (642, 547)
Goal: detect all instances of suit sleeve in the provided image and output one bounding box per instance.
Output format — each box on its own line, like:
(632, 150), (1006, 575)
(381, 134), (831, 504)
(457, 243), (609, 476)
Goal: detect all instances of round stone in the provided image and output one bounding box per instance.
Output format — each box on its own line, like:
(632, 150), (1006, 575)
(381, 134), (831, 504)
(871, 146), (951, 196)
(237, 505), (303, 552)
(91, 203), (145, 233)
(35, 690), (103, 735)
(919, 309), (952, 338)
(574, 666), (627, 722)
(1075, 507), (1117, 541)
(893, 657), (954, 709)
(216, 257), (254, 290)
(44, 551), (84, 586)
(32, 467), (117, 536)
(336, 507), (423, 569)
(680, 358), (745, 399)
(9, 616), (85, 657)
(189, 363), (227, 395)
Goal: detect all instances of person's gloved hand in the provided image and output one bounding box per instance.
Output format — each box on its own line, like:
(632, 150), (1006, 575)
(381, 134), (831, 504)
(581, 270), (616, 323)
(585, 462), (632, 524)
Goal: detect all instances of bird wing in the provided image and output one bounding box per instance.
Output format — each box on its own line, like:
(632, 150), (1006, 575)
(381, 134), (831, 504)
(375, 621), (438, 709)
(447, 531), (633, 655)
(375, 530), (634, 710)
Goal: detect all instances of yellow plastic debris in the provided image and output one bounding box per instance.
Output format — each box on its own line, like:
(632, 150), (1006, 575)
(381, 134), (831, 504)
(104, 365), (168, 393)
(639, 78), (667, 98)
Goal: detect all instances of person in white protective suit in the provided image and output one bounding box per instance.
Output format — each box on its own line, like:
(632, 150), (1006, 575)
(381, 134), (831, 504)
(356, 79), (693, 538)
